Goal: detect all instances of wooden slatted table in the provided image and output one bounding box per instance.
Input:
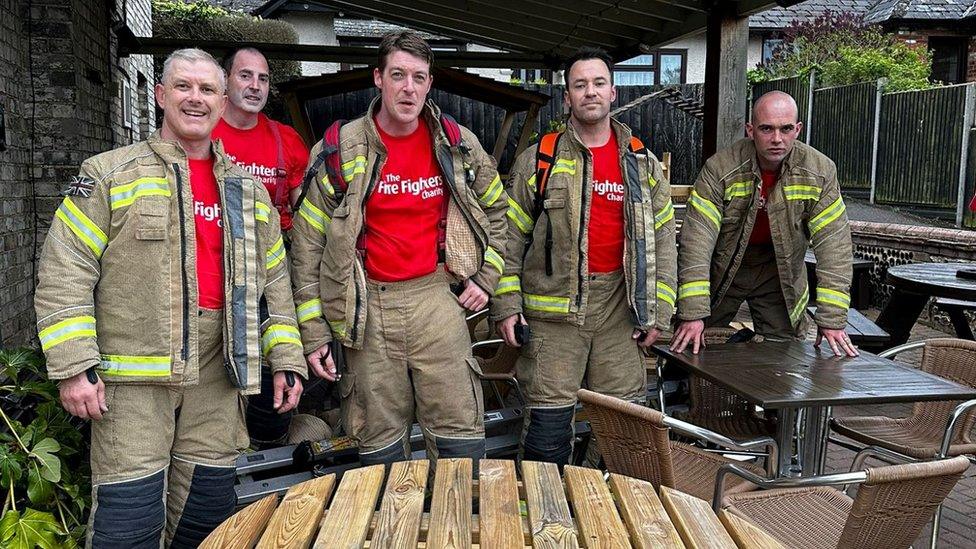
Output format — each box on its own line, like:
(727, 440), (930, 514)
(203, 459), (782, 548)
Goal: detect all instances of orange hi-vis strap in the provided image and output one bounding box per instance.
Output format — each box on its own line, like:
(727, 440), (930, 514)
(534, 131), (647, 202)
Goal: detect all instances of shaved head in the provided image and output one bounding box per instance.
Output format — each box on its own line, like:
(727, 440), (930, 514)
(746, 91), (803, 171)
(752, 91), (799, 123)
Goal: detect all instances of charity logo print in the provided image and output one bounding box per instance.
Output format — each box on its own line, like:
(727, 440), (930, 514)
(374, 173), (444, 200)
(593, 179), (625, 202)
(195, 200), (222, 227)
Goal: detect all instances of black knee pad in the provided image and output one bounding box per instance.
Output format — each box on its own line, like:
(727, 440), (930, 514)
(170, 464), (236, 549)
(245, 364), (293, 447)
(90, 470), (165, 549)
(523, 406), (575, 466)
(435, 436), (486, 460)
(359, 437), (407, 466)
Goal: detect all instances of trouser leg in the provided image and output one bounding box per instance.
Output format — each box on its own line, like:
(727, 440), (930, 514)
(168, 308), (248, 548)
(244, 363), (293, 448)
(408, 277), (485, 462)
(342, 279), (415, 466)
(743, 247), (795, 339)
(517, 312), (588, 466)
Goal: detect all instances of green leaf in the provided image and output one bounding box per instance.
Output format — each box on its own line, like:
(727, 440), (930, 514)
(29, 438), (61, 483)
(27, 463), (54, 506)
(0, 445), (24, 487)
(0, 508), (64, 549)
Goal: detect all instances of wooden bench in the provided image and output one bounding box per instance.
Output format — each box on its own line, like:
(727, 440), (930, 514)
(805, 251), (874, 310)
(808, 306), (890, 348)
(205, 458), (782, 548)
(933, 297), (976, 340)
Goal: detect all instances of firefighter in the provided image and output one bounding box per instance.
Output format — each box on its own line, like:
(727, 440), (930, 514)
(35, 48), (306, 547)
(670, 90), (857, 357)
(290, 31), (511, 465)
(493, 47), (677, 466)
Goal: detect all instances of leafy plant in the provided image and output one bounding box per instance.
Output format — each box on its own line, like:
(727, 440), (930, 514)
(0, 348), (90, 548)
(754, 10), (932, 91)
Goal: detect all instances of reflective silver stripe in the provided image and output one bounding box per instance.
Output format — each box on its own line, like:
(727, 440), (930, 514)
(484, 246), (504, 273)
(479, 175), (504, 206)
(297, 298), (323, 323)
(255, 202), (271, 223)
(656, 282), (676, 307)
(678, 281), (710, 300)
(506, 198), (533, 234)
(39, 315), (96, 351)
(56, 197), (108, 257)
(109, 177), (171, 210)
(297, 199), (329, 234)
(809, 198), (846, 237)
(495, 275), (521, 295)
(790, 287), (810, 325)
(266, 237), (285, 270)
(99, 354), (171, 377)
(523, 293), (571, 313)
(261, 324), (302, 355)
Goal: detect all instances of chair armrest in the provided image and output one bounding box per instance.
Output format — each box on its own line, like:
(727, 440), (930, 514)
(471, 338), (504, 352)
(878, 340), (926, 359)
(712, 463), (867, 512)
(664, 414), (779, 478)
(940, 398), (976, 457)
(465, 308), (489, 323)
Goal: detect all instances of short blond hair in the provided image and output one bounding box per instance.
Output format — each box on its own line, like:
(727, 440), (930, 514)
(161, 48), (226, 91)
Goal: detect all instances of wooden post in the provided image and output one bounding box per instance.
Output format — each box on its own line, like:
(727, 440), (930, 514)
(955, 84), (975, 227)
(282, 92), (314, 146)
(869, 78), (886, 204)
(514, 103), (541, 160)
(492, 110), (518, 164)
(702, 5), (748, 159)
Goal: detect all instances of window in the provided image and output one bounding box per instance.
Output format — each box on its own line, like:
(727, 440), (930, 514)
(762, 37), (785, 63)
(929, 36), (967, 84)
(612, 50), (686, 86)
(512, 68), (553, 84)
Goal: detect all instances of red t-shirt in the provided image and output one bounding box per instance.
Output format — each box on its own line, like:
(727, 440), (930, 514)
(749, 170), (778, 245)
(189, 157), (224, 309)
(212, 114), (310, 231)
(364, 118), (446, 282)
(588, 134), (626, 273)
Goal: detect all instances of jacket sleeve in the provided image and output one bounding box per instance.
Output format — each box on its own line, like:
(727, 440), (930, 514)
(648, 154), (677, 331)
(809, 161), (853, 331)
(488, 147), (538, 322)
(34, 161), (108, 380)
(463, 129), (512, 297)
(259, 198), (307, 378)
(288, 141), (338, 353)
(676, 159), (725, 321)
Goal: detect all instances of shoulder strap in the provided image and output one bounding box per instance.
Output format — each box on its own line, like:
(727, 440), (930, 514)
(628, 136), (646, 154)
(534, 132), (562, 209)
(294, 119), (346, 213)
(266, 116), (290, 212)
(439, 113), (463, 148)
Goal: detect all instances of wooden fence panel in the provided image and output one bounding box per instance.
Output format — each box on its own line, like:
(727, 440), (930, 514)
(810, 81), (879, 193)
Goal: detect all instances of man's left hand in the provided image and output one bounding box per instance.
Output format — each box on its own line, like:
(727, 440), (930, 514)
(457, 279), (489, 312)
(273, 371), (303, 413)
(816, 327), (859, 357)
(633, 328), (662, 349)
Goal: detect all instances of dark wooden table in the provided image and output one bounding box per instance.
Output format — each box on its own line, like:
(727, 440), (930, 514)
(653, 341), (976, 477)
(805, 250), (874, 310)
(876, 262), (976, 346)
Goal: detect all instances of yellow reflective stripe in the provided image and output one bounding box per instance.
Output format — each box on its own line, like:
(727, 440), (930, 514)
(526, 174), (537, 192)
(790, 287), (810, 325)
(255, 202), (271, 223)
(298, 199), (330, 234)
(261, 324), (302, 355)
(479, 175), (504, 207)
(523, 293), (571, 313)
(809, 198), (846, 237)
(328, 319), (346, 337)
(817, 287), (850, 309)
(678, 280), (710, 300)
(689, 190), (721, 229)
(39, 315), (96, 351)
(724, 181), (753, 201)
(648, 175), (658, 188)
(654, 200), (674, 230)
(266, 237), (285, 270)
(99, 354), (170, 377)
(656, 281), (676, 307)
(341, 156), (367, 179)
(551, 159), (576, 176)
(297, 298), (323, 324)
(506, 198), (534, 234)
(783, 185), (821, 201)
(484, 246), (504, 274)
(109, 177), (171, 210)
(56, 197), (108, 258)
(320, 175), (335, 196)
(495, 275), (521, 295)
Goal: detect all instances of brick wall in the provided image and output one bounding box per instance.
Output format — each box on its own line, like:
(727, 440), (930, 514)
(0, 0), (155, 347)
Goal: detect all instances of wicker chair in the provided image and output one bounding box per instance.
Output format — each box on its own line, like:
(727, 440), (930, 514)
(714, 451), (971, 549)
(827, 338), (976, 548)
(471, 338), (524, 408)
(578, 389), (777, 503)
(657, 327), (776, 439)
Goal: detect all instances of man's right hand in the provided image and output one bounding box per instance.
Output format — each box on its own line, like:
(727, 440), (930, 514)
(498, 314), (526, 347)
(59, 369), (107, 420)
(670, 320), (706, 354)
(307, 344), (337, 381)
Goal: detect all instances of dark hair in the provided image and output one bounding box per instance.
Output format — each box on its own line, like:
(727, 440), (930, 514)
(222, 46), (266, 75)
(563, 47), (614, 87)
(377, 30), (434, 72)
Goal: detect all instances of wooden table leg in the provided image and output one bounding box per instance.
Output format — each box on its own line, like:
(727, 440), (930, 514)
(874, 289), (929, 347)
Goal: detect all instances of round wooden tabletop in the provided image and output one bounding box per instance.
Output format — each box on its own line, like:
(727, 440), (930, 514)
(886, 262), (976, 301)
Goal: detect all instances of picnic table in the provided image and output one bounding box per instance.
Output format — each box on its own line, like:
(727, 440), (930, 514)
(652, 341), (976, 478)
(202, 458), (784, 548)
(804, 250), (873, 310)
(876, 262), (976, 346)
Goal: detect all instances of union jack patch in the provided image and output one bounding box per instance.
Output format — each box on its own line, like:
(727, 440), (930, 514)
(63, 175), (95, 198)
